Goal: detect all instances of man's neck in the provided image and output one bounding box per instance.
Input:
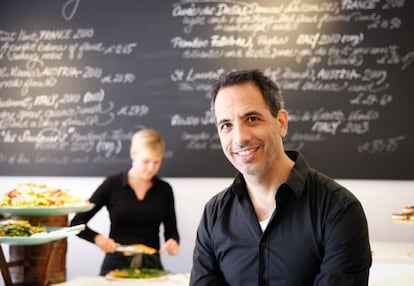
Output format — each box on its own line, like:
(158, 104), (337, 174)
(244, 154), (295, 221)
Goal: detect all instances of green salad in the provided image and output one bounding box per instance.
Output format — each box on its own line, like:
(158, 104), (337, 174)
(0, 220), (47, 237)
(108, 268), (169, 279)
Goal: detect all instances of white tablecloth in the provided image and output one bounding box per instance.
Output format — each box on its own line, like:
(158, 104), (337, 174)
(52, 273), (190, 286)
(53, 242), (414, 286)
(369, 241), (414, 286)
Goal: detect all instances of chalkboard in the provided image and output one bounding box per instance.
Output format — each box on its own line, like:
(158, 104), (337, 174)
(0, 0), (413, 179)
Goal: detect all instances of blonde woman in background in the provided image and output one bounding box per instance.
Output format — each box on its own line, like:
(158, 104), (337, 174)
(71, 128), (180, 275)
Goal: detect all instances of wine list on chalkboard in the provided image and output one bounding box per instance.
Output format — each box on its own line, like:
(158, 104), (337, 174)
(0, 0), (413, 179)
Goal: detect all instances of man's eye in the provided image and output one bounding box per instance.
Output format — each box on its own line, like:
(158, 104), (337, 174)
(220, 123), (231, 130)
(248, 116), (258, 122)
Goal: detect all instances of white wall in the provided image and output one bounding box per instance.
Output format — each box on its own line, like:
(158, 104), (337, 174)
(1, 176), (414, 279)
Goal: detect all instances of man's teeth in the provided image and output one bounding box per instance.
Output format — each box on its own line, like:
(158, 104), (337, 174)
(238, 149), (254, 156)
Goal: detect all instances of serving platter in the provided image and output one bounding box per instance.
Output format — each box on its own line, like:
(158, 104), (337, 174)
(105, 268), (170, 282)
(0, 224), (85, 245)
(0, 203), (94, 216)
(105, 274), (170, 283)
(391, 218), (414, 224)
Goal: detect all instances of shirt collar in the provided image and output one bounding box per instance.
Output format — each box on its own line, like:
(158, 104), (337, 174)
(120, 171), (160, 188)
(120, 171), (129, 187)
(231, 151), (310, 200)
(284, 151), (310, 199)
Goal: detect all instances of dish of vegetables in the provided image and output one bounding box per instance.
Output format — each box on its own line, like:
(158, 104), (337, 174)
(0, 220), (47, 237)
(0, 183), (93, 216)
(106, 268), (169, 280)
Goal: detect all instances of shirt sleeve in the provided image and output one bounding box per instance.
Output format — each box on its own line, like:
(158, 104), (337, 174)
(314, 198), (372, 286)
(162, 184), (180, 243)
(190, 201), (229, 286)
(69, 177), (112, 243)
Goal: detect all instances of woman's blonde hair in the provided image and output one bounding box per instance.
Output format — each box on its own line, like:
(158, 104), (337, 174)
(130, 128), (165, 157)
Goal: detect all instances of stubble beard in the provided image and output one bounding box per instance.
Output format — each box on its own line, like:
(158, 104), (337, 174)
(229, 155), (262, 177)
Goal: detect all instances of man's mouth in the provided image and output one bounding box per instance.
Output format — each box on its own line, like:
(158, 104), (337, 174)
(232, 145), (259, 158)
(235, 148), (255, 156)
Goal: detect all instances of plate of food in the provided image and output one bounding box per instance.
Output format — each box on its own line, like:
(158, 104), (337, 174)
(0, 220), (85, 245)
(391, 205), (414, 224)
(0, 204), (95, 216)
(115, 243), (158, 255)
(0, 182), (94, 216)
(105, 268), (170, 281)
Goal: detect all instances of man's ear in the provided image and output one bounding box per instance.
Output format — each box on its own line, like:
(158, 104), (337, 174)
(277, 109), (289, 138)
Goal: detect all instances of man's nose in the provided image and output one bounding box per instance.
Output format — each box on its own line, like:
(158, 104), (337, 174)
(232, 122), (250, 146)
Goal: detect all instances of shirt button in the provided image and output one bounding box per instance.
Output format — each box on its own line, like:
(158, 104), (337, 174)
(260, 242), (266, 249)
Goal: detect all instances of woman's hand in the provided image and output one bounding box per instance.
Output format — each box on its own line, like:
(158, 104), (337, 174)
(94, 234), (119, 253)
(159, 238), (180, 255)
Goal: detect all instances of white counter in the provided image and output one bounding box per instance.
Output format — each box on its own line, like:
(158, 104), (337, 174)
(52, 273), (190, 286)
(53, 241), (414, 286)
(369, 241), (414, 286)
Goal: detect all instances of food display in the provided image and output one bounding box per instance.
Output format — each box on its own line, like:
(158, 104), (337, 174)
(0, 183), (87, 207)
(0, 223), (85, 245)
(0, 183), (94, 216)
(116, 243), (158, 255)
(133, 243), (157, 254)
(106, 268), (169, 280)
(0, 220), (47, 237)
(391, 205), (414, 223)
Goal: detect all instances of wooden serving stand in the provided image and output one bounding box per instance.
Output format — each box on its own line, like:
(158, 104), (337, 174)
(0, 240), (56, 286)
(0, 203), (92, 286)
(0, 214), (68, 286)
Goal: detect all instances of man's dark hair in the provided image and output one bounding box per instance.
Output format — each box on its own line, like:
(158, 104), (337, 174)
(210, 69), (284, 118)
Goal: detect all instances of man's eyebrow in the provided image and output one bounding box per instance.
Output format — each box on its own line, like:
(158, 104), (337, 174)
(244, 111), (262, 117)
(217, 118), (230, 126)
(216, 111), (263, 125)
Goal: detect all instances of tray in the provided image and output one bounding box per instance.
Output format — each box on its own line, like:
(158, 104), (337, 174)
(105, 269), (170, 282)
(391, 218), (414, 224)
(0, 224), (85, 245)
(0, 203), (94, 216)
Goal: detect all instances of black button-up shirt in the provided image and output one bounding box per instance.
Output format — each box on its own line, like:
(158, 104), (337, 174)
(70, 172), (180, 250)
(190, 151), (372, 286)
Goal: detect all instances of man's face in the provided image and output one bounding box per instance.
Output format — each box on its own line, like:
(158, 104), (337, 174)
(214, 82), (288, 177)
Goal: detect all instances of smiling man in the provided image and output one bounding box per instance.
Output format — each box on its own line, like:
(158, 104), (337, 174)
(190, 69), (372, 286)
